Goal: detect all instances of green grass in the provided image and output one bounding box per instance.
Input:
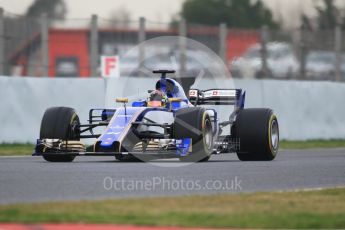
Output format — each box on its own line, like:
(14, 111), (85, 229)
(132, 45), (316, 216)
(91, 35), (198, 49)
(0, 143), (34, 156)
(280, 139), (345, 149)
(0, 140), (345, 156)
(0, 188), (344, 228)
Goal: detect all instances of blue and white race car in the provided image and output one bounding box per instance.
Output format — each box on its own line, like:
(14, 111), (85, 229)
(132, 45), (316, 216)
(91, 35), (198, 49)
(34, 70), (279, 162)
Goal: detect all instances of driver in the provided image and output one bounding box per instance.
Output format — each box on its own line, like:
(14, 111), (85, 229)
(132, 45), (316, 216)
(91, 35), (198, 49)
(147, 89), (168, 107)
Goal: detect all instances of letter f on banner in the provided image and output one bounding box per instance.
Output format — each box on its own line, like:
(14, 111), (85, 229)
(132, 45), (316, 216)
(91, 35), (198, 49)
(106, 57), (115, 75)
(101, 56), (120, 78)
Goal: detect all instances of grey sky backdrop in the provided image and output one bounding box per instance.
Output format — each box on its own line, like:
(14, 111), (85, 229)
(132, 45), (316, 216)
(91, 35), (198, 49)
(1, 0), (345, 28)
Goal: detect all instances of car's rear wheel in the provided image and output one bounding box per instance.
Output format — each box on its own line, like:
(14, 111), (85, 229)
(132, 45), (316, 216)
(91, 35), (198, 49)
(40, 107), (80, 162)
(234, 108), (279, 161)
(174, 107), (213, 162)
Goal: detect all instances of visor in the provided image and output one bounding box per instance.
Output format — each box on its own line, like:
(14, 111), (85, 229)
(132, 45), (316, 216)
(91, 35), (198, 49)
(147, 101), (162, 107)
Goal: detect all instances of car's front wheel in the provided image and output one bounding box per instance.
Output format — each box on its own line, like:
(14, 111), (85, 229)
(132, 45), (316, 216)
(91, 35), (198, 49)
(39, 107), (80, 162)
(174, 107), (214, 162)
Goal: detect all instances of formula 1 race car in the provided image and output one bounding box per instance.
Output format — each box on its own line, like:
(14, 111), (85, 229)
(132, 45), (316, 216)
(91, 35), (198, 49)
(33, 70), (279, 162)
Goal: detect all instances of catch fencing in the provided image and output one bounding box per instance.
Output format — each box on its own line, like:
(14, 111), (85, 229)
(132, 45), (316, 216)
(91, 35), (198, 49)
(0, 8), (345, 81)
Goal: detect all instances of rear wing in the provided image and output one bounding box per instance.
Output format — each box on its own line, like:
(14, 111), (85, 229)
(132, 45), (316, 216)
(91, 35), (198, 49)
(189, 89), (245, 108)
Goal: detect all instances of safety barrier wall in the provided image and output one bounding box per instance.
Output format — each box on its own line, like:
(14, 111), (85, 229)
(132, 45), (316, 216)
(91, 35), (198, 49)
(0, 77), (105, 143)
(235, 79), (345, 140)
(0, 76), (344, 143)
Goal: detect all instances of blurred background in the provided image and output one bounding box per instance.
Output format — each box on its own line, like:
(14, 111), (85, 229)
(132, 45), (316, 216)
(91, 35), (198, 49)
(1, 0), (345, 81)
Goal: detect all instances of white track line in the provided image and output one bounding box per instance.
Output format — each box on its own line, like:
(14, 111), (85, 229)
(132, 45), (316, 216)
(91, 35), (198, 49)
(274, 186), (345, 193)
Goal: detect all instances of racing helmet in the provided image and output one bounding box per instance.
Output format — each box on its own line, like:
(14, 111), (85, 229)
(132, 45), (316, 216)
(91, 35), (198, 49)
(147, 90), (168, 107)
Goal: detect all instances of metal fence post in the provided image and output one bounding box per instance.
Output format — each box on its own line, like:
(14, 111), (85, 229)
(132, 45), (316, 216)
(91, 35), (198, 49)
(334, 26), (342, 82)
(219, 23), (227, 64)
(260, 25), (269, 79)
(179, 18), (187, 78)
(138, 17), (146, 70)
(90, 14), (99, 77)
(40, 13), (49, 77)
(299, 28), (307, 80)
(0, 8), (4, 76)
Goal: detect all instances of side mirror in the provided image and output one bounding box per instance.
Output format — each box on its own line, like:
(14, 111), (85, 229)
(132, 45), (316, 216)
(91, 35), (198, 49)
(168, 98), (182, 103)
(116, 98), (129, 103)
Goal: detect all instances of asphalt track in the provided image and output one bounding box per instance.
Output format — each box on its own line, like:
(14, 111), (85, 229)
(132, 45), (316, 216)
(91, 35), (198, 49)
(0, 149), (344, 204)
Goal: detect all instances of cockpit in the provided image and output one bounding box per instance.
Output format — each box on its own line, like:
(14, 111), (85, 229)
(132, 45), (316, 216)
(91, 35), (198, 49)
(132, 70), (190, 109)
